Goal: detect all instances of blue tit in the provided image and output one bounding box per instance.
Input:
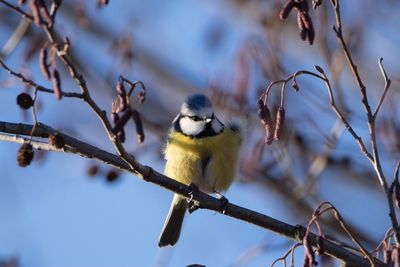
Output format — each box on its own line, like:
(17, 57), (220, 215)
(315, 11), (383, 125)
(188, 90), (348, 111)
(158, 94), (242, 247)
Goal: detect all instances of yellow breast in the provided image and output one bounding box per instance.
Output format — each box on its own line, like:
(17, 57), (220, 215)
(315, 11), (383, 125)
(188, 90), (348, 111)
(163, 128), (241, 193)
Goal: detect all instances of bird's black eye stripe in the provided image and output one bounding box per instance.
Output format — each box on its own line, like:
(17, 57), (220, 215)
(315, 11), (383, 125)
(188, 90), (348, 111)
(188, 115), (201, 121)
(184, 114), (215, 122)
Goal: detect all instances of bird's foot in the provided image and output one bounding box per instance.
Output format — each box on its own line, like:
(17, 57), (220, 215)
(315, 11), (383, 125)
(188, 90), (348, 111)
(187, 183), (200, 214)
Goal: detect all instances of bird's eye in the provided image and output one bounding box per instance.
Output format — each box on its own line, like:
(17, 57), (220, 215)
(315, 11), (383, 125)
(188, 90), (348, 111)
(189, 116), (201, 121)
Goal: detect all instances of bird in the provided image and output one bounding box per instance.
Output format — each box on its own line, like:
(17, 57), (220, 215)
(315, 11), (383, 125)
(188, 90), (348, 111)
(158, 94), (242, 247)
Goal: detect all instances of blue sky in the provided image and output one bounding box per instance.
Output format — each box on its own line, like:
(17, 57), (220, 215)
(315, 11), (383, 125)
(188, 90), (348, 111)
(1, 0), (399, 266)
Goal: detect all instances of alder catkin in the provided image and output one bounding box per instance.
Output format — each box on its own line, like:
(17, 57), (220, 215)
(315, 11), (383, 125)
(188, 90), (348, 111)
(116, 80), (127, 112)
(132, 109), (145, 143)
(52, 69), (62, 100)
(29, 0), (41, 26)
(17, 143), (34, 167)
(39, 46), (50, 80)
(48, 133), (65, 149)
(274, 107), (285, 140)
(279, 0), (295, 20)
(264, 107), (273, 144)
(112, 110), (131, 134)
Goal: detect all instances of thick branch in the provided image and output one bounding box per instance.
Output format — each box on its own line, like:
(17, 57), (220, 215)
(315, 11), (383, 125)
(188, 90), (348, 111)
(0, 120), (387, 267)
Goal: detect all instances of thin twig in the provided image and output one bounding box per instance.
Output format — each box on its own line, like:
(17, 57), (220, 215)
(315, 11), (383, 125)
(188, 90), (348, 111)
(29, 87), (39, 141)
(0, 59), (83, 99)
(329, 0), (400, 245)
(0, 0), (34, 21)
(270, 243), (301, 267)
(261, 69), (374, 163)
(374, 58), (392, 119)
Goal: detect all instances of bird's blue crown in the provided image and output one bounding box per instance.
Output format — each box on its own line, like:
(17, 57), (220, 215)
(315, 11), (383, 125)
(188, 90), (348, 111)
(184, 94), (212, 111)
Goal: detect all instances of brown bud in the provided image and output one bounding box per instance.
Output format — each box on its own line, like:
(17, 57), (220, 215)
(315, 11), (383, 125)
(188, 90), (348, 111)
(17, 93), (34, 109)
(18, 0), (27, 5)
(48, 133), (65, 149)
(279, 0), (295, 20)
(106, 169), (120, 183)
(52, 69), (62, 100)
(87, 164), (99, 177)
(29, 0), (41, 26)
(274, 107), (285, 140)
(17, 143), (34, 167)
(315, 65), (324, 74)
(132, 109), (145, 143)
(39, 46), (50, 80)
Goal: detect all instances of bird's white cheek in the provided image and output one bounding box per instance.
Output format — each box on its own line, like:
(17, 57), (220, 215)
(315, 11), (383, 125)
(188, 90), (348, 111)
(179, 117), (204, 136)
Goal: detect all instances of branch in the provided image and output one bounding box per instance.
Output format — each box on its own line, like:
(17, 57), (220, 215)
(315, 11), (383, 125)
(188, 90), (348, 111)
(374, 58), (392, 119)
(0, 0), (35, 21)
(260, 69), (374, 163)
(0, 120), (387, 267)
(0, 59), (83, 99)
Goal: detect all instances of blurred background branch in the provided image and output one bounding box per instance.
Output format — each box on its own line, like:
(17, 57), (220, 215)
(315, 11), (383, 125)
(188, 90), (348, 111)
(1, 0), (400, 266)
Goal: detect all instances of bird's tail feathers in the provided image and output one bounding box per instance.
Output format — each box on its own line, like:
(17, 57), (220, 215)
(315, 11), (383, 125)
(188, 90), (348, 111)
(158, 195), (187, 247)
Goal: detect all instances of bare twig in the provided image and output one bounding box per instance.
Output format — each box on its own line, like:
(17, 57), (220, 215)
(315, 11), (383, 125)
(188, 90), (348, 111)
(0, 0), (35, 21)
(270, 243), (301, 267)
(260, 69), (374, 163)
(374, 58), (392, 119)
(0, 120), (387, 267)
(0, 59), (83, 99)
(305, 202), (375, 266)
(29, 87), (38, 141)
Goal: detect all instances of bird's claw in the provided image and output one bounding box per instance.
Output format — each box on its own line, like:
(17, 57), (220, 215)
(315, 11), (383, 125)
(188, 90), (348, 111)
(187, 183), (200, 213)
(188, 201), (200, 213)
